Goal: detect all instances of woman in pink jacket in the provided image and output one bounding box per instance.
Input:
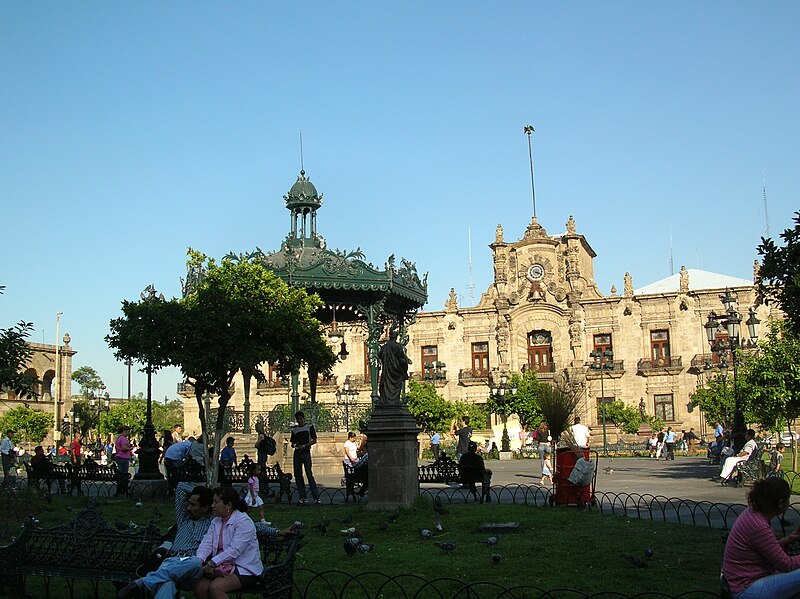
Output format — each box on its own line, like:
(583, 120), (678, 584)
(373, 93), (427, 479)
(193, 487), (263, 599)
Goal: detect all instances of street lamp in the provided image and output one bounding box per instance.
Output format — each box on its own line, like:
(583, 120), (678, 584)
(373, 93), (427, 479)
(336, 378), (359, 431)
(703, 289), (760, 452)
(589, 349), (614, 457)
(491, 373), (518, 452)
(89, 389), (110, 457)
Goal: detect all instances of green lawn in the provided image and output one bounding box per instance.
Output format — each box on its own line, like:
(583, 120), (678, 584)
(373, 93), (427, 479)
(0, 489), (724, 597)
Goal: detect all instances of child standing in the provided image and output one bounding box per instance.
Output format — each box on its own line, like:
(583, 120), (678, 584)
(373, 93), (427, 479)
(540, 454), (553, 486)
(246, 463), (266, 522)
(768, 443), (786, 478)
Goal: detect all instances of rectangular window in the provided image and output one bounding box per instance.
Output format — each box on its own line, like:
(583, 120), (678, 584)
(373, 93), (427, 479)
(650, 330), (671, 362)
(268, 364), (281, 386)
(472, 342), (489, 375)
(421, 345), (438, 374)
(654, 394), (675, 421)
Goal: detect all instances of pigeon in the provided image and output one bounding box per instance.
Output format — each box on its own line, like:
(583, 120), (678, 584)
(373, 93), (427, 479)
(434, 518), (443, 532)
(644, 549), (655, 559)
(292, 521), (305, 529)
(343, 540), (357, 556)
(480, 536), (499, 545)
(128, 521), (138, 530)
(622, 554), (647, 568)
(135, 500), (143, 508)
(435, 541), (457, 553)
(389, 507), (400, 524)
(315, 519), (329, 535)
(491, 553), (501, 563)
(378, 520), (388, 532)
(418, 528), (435, 540)
(604, 467), (614, 475)
(341, 527), (357, 535)
(357, 543), (374, 553)
(433, 496), (446, 516)
(345, 537), (361, 546)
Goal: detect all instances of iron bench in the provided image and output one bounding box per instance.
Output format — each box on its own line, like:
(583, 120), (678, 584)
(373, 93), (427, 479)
(418, 458), (492, 503)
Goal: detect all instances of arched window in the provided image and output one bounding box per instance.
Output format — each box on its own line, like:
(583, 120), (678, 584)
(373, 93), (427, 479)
(527, 331), (553, 373)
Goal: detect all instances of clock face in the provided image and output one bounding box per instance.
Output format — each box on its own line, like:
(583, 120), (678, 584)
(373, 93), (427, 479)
(527, 264), (545, 281)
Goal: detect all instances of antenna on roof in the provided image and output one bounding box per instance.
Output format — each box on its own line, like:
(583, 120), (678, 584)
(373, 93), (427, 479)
(524, 125), (537, 219)
(762, 171), (770, 237)
(467, 227), (475, 306)
(669, 225), (674, 276)
(299, 131), (305, 173)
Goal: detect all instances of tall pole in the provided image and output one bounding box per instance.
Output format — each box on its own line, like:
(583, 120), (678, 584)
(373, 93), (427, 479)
(600, 370), (608, 457)
(135, 364), (162, 479)
(524, 125), (537, 219)
(53, 312), (62, 444)
(126, 359), (132, 400)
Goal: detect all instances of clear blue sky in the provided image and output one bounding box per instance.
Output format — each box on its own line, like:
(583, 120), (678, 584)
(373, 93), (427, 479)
(2, 2), (798, 402)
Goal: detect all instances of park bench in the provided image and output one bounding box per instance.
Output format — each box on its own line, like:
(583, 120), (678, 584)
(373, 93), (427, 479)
(232, 530), (300, 599)
(728, 445), (766, 488)
(170, 458), (293, 503)
(24, 461), (128, 496)
(0, 499), (160, 599)
(418, 457), (492, 503)
(342, 462), (368, 502)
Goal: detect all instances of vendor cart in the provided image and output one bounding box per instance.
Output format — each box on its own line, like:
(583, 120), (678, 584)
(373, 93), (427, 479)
(549, 447), (598, 507)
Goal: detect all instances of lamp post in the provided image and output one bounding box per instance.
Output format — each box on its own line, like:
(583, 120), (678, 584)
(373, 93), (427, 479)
(336, 378), (359, 432)
(589, 349), (614, 457)
(490, 373), (518, 452)
(703, 289), (760, 452)
(88, 389), (110, 457)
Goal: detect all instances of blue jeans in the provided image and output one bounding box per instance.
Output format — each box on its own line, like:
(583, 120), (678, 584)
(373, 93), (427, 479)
(293, 450), (318, 500)
(141, 556), (203, 599)
(733, 569), (800, 599)
(115, 457), (130, 495)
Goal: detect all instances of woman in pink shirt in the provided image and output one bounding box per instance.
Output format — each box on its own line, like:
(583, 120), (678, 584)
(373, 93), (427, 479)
(194, 486), (263, 599)
(722, 477), (800, 597)
(113, 425), (133, 497)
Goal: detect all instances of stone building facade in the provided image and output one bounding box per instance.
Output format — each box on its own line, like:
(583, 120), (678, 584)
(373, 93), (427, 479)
(183, 211), (774, 448)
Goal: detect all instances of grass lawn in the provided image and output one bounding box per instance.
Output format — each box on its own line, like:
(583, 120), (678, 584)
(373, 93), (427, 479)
(0, 488), (724, 597)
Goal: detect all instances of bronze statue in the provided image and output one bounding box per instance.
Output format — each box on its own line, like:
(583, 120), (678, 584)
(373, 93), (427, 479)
(378, 324), (409, 404)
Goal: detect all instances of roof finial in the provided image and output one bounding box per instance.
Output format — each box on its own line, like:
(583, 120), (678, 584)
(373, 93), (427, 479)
(524, 125), (536, 219)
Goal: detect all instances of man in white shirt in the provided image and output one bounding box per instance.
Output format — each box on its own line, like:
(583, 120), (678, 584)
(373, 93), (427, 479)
(343, 432), (360, 466)
(719, 429), (758, 481)
(570, 417), (591, 449)
(0, 430), (14, 488)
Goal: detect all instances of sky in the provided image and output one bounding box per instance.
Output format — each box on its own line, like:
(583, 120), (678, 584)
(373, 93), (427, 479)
(2, 2), (798, 402)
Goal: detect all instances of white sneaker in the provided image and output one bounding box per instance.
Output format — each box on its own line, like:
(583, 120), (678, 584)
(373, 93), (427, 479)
(298, 498), (307, 505)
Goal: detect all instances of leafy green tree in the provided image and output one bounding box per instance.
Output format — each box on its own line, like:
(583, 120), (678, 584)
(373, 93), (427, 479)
(0, 406), (53, 443)
(689, 374), (737, 429)
(509, 370), (543, 432)
(601, 400), (642, 439)
(71, 366), (105, 397)
(107, 250), (336, 485)
(406, 380), (456, 433)
(758, 212), (800, 334)
(0, 287), (36, 398)
(99, 398), (148, 437)
(452, 401), (488, 432)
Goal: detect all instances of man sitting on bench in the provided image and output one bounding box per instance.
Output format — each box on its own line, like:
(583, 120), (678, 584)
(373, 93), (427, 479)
(719, 429), (758, 483)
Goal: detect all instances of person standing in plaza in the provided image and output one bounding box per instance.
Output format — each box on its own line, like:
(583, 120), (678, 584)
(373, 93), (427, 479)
(343, 432), (359, 466)
(684, 428), (700, 456)
(450, 416), (472, 460)
(570, 417), (591, 449)
(0, 430), (15, 488)
(172, 424), (183, 444)
(114, 425), (133, 497)
(664, 427), (677, 460)
(69, 432), (83, 465)
(430, 430), (441, 461)
(536, 421), (552, 477)
(220, 437), (237, 469)
(290, 411), (320, 504)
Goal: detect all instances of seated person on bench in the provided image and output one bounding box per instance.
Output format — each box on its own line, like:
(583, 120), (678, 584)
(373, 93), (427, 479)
(719, 429), (757, 482)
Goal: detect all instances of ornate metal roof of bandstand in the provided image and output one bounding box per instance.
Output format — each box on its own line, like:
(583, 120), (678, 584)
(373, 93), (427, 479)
(244, 170), (428, 328)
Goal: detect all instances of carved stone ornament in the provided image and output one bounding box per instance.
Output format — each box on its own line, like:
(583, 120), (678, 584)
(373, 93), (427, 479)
(624, 272), (633, 297)
(523, 216), (548, 240)
(753, 260), (760, 284)
(679, 265), (689, 294)
(495, 224), (504, 243)
(566, 215), (576, 235)
(444, 288), (458, 311)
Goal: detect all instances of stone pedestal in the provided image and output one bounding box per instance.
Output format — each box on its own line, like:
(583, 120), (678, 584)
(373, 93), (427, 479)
(365, 402), (420, 510)
(499, 451), (514, 461)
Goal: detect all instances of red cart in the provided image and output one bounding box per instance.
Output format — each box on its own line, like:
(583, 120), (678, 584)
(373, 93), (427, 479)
(549, 447), (598, 507)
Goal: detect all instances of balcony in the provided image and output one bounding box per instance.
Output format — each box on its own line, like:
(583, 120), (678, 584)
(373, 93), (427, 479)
(410, 368), (448, 387)
(177, 382), (236, 396)
(303, 376), (338, 389)
(345, 374), (372, 391)
(458, 368), (489, 386)
(637, 356), (683, 376)
(256, 378), (288, 394)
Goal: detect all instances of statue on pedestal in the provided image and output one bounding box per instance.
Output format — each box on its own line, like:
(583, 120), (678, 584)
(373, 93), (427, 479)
(378, 323), (409, 405)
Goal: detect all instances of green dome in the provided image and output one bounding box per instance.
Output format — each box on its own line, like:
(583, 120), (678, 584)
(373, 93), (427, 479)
(284, 170), (321, 209)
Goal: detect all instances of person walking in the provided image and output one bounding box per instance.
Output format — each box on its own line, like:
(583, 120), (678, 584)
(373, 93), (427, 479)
(290, 411), (320, 505)
(684, 428), (700, 456)
(536, 421), (552, 477)
(450, 416), (472, 460)
(114, 425), (133, 497)
(430, 430), (441, 461)
(664, 427), (677, 460)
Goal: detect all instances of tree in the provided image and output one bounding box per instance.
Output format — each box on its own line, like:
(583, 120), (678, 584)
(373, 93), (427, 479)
(690, 374), (738, 429)
(601, 400), (642, 439)
(406, 380), (456, 433)
(107, 250), (336, 485)
(0, 287), (36, 398)
(71, 366), (105, 397)
(509, 370), (543, 432)
(0, 406), (53, 443)
(758, 211), (800, 334)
